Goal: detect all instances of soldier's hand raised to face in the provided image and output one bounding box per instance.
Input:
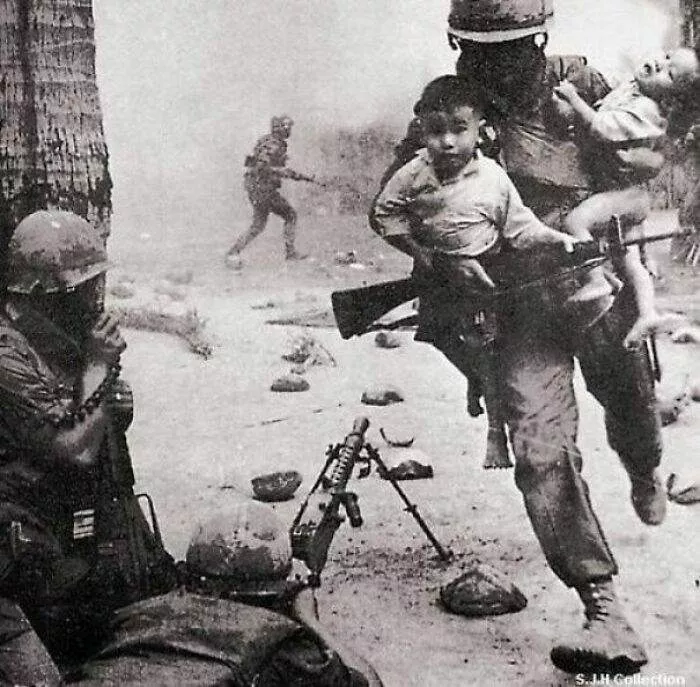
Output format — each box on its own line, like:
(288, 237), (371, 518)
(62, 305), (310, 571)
(87, 312), (126, 365)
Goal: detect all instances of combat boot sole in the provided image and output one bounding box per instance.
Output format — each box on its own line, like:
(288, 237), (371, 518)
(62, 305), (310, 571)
(550, 643), (648, 676)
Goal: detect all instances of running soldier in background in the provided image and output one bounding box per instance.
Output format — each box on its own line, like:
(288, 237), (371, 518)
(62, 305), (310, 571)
(0, 211), (177, 685)
(227, 115), (308, 268)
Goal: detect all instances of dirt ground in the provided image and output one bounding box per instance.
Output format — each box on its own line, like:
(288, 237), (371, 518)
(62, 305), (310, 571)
(106, 209), (700, 687)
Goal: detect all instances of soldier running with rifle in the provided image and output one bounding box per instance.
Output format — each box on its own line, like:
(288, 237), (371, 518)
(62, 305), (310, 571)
(334, 0), (693, 677)
(227, 114), (313, 269)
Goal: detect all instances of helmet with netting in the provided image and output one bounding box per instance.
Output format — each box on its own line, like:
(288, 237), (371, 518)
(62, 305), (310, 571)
(186, 500), (293, 596)
(448, 0), (553, 43)
(6, 210), (108, 294)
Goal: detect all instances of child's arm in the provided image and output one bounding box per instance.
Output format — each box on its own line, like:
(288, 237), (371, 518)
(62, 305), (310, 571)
(553, 80), (665, 143)
(499, 171), (578, 252)
(619, 247), (662, 349)
(370, 162), (435, 275)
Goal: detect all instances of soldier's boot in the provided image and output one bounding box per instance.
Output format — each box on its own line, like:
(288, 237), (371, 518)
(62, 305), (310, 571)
(225, 251), (244, 270)
(550, 579), (648, 676)
(629, 468), (667, 526)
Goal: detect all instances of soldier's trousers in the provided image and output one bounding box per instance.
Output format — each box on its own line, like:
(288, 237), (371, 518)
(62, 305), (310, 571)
(499, 292), (661, 587)
(230, 191), (298, 257)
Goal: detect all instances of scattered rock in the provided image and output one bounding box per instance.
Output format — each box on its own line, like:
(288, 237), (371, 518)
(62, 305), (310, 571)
(666, 473), (700, 505)
(439, 563), (527, 617)
(657, 390), (691, 426)
(280, 334), (336, 371)
(383, 459), (433, 481)
(671, 326), (700, 344)
(334, 250), (357, 265)
(690, 380), (700, 402)
(251, 300), (277, 310)
(164, 269), (194, 285)
(289, 364), (307, 375)
(154, 282), (187, 301)
(374, 331), (402, 349)
(108, 283), (135, 299)
(282, 349), (310, 364)
(361, 386), (404, 406)
(379, 427), (414, 447)
(251, 470), (303, 502)
(270, 373), (310, 393)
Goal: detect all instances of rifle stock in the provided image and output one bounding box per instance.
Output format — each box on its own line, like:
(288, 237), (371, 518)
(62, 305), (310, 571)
(331, 277), (418, 339)
(330, 225), (692, 340)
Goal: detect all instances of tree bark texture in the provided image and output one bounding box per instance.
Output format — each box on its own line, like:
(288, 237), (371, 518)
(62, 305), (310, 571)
(680, 0), (698, 47)
(0, 0), (111, 248)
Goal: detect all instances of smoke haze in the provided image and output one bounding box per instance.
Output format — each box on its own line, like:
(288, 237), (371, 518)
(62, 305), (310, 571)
(92, 0), (679, 247)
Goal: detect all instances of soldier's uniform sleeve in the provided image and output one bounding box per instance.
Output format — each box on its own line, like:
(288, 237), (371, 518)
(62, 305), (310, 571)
(548, 55), (612, 105)
(370, 159), (420, 239)
(0, 327), (71, 452)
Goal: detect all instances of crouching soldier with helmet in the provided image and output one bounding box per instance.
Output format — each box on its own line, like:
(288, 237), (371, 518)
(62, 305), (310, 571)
(69, 499), (382, 686)
(0, 211), (177, 685)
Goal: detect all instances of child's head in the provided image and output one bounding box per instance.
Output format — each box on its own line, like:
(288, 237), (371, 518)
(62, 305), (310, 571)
(634, 45), (700, 103)
(414, 75), (485, 176)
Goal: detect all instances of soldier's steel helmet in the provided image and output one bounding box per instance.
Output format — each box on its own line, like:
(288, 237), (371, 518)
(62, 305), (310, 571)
(186, 500), (293, 594)
(448, 0), (554, 43)
(6, 210), (108, 294)
(271, 114), (294, 130)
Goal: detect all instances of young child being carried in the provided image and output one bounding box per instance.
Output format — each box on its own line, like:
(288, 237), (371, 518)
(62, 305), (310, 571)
(553, 43), (700, 347)
(371, 75), (577, 468)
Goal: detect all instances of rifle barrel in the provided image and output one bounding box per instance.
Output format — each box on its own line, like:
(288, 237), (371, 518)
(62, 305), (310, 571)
(622, 228), (694, 247)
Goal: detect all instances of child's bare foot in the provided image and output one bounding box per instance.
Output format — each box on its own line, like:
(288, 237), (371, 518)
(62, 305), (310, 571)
(467, 388), (484, 417)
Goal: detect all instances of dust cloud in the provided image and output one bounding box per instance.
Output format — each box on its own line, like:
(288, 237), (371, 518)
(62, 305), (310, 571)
(92, 0), (679, 247)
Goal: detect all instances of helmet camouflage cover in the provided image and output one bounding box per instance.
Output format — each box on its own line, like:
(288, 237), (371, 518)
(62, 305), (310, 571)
(6, 210), (109, 294)
(448, 0), (554, 43)
(186, 500), (293, 594)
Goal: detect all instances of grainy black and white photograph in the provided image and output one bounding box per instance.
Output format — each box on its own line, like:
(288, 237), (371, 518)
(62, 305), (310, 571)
(0, 0), (698, 685)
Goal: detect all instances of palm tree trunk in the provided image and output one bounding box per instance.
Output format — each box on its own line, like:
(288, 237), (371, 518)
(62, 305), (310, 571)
(0, 0), (111, 247)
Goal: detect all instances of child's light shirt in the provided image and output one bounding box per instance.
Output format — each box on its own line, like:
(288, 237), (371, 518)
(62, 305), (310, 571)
(589, 80), (667, 145)
(372, 150), (555, 257)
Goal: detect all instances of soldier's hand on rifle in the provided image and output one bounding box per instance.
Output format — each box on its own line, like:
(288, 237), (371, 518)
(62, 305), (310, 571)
(86, 312), (126, 366)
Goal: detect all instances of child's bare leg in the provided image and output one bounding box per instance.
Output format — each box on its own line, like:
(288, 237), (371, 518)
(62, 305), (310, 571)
(565, 188), (650, 302)
(565, 187), (651, 238)
(474, 350), (512, 469)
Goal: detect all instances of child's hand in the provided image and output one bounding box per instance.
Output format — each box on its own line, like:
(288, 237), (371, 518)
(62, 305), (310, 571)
(546, 230), (580, 253)
(623, 312), (688, 349)
(553, 80), (579, 103)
